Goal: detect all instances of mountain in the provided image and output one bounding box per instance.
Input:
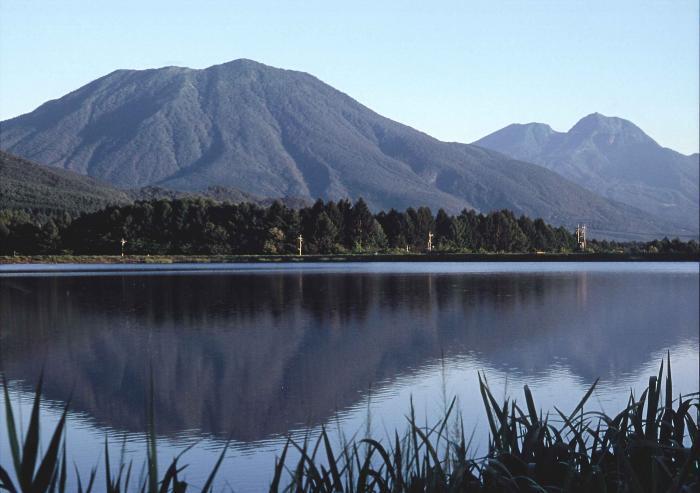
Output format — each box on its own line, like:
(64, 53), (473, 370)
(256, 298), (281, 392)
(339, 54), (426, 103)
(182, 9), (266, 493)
(0, 60), (688, 238)
(0, 150), (130, 214)
(474, 114), (699, 235)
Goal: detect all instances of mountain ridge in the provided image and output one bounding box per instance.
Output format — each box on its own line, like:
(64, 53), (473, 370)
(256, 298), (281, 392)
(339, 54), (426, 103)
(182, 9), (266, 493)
(474, 113), (699, 234)
(0, 60), (693, 239)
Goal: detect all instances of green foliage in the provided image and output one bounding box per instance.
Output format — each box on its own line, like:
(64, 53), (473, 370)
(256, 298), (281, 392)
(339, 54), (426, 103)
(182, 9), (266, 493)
(1, 198), (698, 256)
(0, 150), (130, 216)
(1, 375), (69, 493)
(2, 356), (697, 492)
(0, 376), (227, 493)
(270, 355), (698, 492)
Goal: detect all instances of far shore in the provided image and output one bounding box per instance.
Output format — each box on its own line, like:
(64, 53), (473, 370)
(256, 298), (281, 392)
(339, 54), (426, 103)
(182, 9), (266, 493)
(1, 252), (698, 269)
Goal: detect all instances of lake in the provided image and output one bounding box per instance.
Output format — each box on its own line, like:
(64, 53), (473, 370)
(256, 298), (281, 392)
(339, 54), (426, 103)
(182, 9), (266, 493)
(1, 262), (698, 491)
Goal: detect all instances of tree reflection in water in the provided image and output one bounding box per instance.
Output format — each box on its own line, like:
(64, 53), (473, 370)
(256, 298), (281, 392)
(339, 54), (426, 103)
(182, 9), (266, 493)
(0, 266), (697, 443)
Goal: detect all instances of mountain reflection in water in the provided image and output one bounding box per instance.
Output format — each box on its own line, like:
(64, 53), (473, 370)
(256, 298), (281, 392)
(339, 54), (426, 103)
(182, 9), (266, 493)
(0, 265), (698, 446)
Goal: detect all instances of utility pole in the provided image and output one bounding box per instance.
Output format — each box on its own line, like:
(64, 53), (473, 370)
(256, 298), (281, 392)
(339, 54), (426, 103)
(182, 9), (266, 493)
(427, 232), (434, 252)
(575, 225), (586, 251)
(297, 234), (303, 256)
(120, 238), (127, 257)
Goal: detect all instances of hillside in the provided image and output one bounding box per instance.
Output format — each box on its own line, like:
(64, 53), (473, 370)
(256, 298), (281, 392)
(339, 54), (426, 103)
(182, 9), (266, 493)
(474, 114), (699, 235)
(0, 150), (308, 215)
(0, 60), (688, 238)
(0, 150), (130, 214)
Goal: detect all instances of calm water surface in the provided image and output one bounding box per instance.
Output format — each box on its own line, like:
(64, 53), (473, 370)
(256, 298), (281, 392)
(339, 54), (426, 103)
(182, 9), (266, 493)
(1, 262), (698, 491)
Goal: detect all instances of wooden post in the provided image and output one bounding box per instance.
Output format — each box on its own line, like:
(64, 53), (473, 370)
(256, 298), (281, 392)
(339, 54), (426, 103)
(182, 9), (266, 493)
(576, 225), (586, 251)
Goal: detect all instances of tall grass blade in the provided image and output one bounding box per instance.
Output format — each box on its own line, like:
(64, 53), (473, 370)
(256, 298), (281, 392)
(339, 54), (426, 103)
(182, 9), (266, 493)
(200, 439), (230, 493)
(2, 376), (21, 481)
(0, 465), (18, 493)
(146, 370), (158, 493)
(321, 428), (343, 491)
(30, 402), (69, 492)
(19, 375), (44, 491)
(524, 385), (539, 427)
(565, 378), (599, 424)
(361, 438), (395, 486)
(646, 375), (660, 440)
(269, 440), (289, 493)
(58, 442), (67, 493)
(478, 373), (501, 450)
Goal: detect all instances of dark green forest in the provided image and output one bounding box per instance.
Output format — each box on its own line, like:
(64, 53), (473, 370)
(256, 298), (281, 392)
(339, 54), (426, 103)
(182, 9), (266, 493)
(1, 198), (698, 256)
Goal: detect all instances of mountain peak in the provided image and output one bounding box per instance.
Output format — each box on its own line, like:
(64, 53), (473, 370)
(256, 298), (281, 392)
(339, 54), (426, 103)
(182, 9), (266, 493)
(473, 113), (698, 235)
(472, 122), (558, 162)
(569, 112), (647, 138)
(571, 112), (617, 129)
(201, 58), (319, 86)
(209, 58), (272, 70)
(518, 122), (555, 136)
(500, 122), (553, 133)
(477, 122), (556, 141)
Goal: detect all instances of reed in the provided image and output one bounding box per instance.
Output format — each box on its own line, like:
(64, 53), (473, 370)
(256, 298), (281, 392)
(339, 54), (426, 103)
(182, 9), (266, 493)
(0, 375), (227, 493)
(1, 353), (698, 492)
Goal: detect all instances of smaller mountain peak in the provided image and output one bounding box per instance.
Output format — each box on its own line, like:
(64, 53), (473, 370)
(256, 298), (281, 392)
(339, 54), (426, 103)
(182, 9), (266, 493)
(483, 122), (554, 138)
(570, 112), (642, 135)
(573, 112), (609, 126)
(506, 123), (556, 142)
(571, 112), (626, 131)
(472, 122), (558, 156)
(497, 122), (550, 131)
(520, 122), (554, 134)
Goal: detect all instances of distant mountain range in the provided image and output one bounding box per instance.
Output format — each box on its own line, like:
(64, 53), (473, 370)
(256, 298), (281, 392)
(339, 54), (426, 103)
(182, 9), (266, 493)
(474, 113), (699, 234)
(1, 59), (697, 239)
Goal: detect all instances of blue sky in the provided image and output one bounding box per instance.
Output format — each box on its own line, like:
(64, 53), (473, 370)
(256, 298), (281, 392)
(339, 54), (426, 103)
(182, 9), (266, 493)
(1, 0), (698, 153)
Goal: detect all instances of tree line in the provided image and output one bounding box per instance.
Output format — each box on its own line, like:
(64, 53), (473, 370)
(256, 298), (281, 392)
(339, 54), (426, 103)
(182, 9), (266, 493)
(1, 198), (698, 256)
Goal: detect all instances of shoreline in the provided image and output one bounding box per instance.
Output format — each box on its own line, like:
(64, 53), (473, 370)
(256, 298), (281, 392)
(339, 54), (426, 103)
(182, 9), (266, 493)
(1, 252), (698, 271)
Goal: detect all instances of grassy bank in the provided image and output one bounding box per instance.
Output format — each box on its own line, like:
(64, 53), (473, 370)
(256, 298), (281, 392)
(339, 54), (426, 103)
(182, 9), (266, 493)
(1, 251), (699, 266)
(1, 355), (698, 492)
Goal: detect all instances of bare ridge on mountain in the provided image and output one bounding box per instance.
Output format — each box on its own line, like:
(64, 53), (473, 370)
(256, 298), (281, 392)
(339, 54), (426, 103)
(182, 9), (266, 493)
(0, 59), (691, 238)
(474, 113), (699, 234)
